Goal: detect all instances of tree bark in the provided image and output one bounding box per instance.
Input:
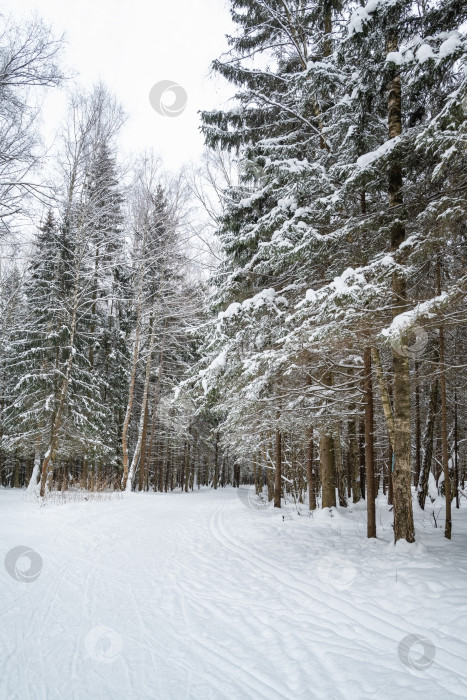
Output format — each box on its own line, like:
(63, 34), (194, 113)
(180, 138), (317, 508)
(371, 347), (394, 449)
(439, 326), (452, 538)
(387, 35), (415, 543)
(417, 380), (439, 509)
(358, 420), (366, 499)
(121, 303), (142, 491)
(454, 389), (459, 509)
(306, 426), (316, 510)
(364, 348), (376, 537)
(213, 432), (219, 489)
(388, 445), (394, 506)
(334, 430), (347, 507)
(27, 447), (42, 494)
(274, 421), (282, 508)
(138, 399), (149, 491)
(414, 361), (421, 486)
(320, 372), (336, 508)
(40, 271), (80, 497)
(349, 417), (360, 503)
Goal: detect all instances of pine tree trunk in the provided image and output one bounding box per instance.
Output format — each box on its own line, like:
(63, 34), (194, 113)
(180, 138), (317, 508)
(454, 389), (459, 509)
(387, 445), (394, 506)
(13, 454), (20, 488)
(40, 275), (80, 498)
(348, 417), (360, 503)
(126, 316), (158, 492)
(320, 431), (336, 509)
(320, 372), (336, 508)
(213, 432), (219, 489)
(387, 35), (415, 543)
(274, 422), (282, 508)
(185, 442), (190, 492)
(121, 305), (142, 491)
(306, 426), (316, 510)
(417, 380), (439, 508)
(334, 430), (347, 507)
(358, 421), (366, 499)
(364, 348), (376, 537)
(27, 447), (42, 493)
(220, 457), (226, 489)
(138, 400), (149, 491)
(371, 347), (394, 450)
(439, 326), (452, 538)
(414, 361), (421, 486)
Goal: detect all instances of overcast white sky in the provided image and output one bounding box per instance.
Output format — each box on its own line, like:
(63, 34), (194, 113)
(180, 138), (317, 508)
(4, 0), (234, 170)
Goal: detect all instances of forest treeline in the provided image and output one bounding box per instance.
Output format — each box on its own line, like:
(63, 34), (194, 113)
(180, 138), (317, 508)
(0, 2), (466, 544)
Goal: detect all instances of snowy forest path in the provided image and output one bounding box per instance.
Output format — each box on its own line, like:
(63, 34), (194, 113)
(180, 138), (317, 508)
(1, 488), (467, 700)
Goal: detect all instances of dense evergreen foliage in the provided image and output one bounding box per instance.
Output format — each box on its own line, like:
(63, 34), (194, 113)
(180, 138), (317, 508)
(0, 2), (466, 544)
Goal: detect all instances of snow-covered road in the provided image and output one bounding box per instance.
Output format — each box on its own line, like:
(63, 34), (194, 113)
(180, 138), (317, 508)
(1, 487), (466, 699)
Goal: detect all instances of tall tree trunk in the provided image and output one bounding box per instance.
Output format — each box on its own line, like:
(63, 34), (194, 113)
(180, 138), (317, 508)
(388, 445), (394, 506)
(40, 273), (80, 498)
(213, 432), (219, 489)
(387, 35), (415, 543)
(347, 368), (360, 503)
(417, 379), (439, 509)
(320, 430), (336, 508)
(358, 420), (366, 499)
(220, 457), (226, 489)
(414, 361), (421, 486)
(138, 400), (150, 491)
(320, 371), (336, 508)
(334, 430), (347, 507)
(306, 426), (316, 510)
(371, 347), (394, 450)
(125, 315), (158, 492)
(274, 421), (282, 508)
(348, 417), (360, 503)
(121, 304), (142, 491)
(438, 261), (452, 538)
(27, 446), (42, 494)
(454, 389), (459, 509)
(364, 348), (376, 538)
(13, 453), (20, 488)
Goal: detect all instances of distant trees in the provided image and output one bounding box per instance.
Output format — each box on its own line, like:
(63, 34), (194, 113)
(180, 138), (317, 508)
(0, 66), (205, 494)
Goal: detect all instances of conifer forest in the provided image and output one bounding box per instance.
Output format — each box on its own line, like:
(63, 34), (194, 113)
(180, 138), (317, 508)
(1, 2), (466, 699)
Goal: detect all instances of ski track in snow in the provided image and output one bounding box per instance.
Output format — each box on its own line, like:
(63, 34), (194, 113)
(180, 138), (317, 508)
(0, 487), (466, 700)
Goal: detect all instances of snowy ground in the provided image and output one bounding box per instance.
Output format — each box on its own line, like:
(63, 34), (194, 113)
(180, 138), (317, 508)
(1, 487), (466, 700)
